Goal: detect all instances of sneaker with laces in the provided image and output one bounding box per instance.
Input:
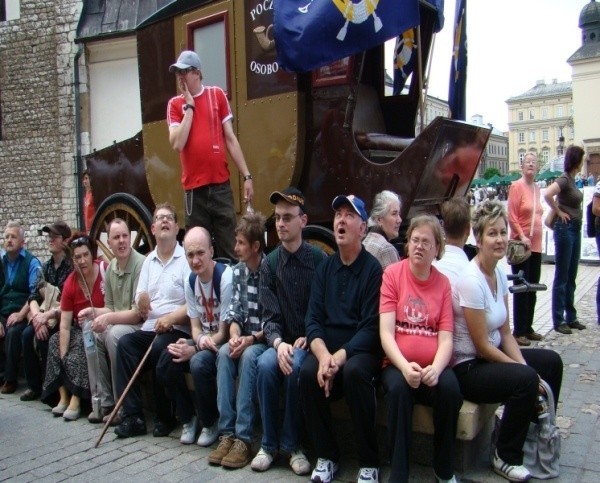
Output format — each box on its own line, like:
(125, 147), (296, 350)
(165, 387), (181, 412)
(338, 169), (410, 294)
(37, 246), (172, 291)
(435, 474), (457, 483)
(208, 435), (235, 465)
(289, 449), (310, 475)
(357, 467), (379, 482)
(492, 450), (531, 482)
(221, 438), (252, 469)
(251, 447), (276, 472)
(311, 458), (339, 483)
(114, 415), (147, 438)
(197, 422), (219, 447)
(180, 416), (197, 444)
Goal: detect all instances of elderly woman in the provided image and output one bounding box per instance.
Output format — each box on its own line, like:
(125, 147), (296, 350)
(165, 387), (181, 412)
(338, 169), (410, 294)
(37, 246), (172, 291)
(363, 190), (401, 268)
(452, 200), (563, 482)
(380, 215), (462, 483)
(544, 145), (586, 334)
(507, 153), (544, 345)
(41, 233), (105, 421)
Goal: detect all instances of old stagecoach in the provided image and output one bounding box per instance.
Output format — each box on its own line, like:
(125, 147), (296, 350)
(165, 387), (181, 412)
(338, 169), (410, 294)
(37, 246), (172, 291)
(77, 0), (489, 257)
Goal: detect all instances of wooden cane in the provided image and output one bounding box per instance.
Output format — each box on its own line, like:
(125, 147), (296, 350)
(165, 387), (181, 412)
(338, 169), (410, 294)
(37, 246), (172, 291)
(94, 334), (158, 448)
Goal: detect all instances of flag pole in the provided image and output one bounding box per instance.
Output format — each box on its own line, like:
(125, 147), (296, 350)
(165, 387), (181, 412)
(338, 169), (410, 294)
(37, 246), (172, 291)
(423, 33), (437, 104)
(416, 26), (425, 133)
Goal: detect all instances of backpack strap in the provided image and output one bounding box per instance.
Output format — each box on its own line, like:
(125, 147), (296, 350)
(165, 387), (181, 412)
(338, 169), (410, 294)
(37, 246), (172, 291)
(188, 261), (227, 303)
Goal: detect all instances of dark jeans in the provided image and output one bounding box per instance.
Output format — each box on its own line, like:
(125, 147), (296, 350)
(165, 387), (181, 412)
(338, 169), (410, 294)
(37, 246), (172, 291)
(115, 330), (185, 421)
(3, 320), (27, 383)
(382, 365), (462, 482)
(511, 252), (542, 336)
(299, 352), (380, 468)
(596, 235), (600, 324)
(155, 346), (219, 427)
(453, 349), (563, 465)
(185, 182), (237, 261)
(552, 219), (581, 328)
(22, 323), (54, 393)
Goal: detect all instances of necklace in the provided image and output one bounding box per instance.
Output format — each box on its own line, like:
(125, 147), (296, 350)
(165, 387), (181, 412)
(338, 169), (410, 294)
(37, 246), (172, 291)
(476, 258), (497, 301)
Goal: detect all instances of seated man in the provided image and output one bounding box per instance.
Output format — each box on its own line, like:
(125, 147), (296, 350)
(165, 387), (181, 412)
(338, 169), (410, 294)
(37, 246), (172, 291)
(0, 221), (42, 394)
(113, 203), (190, 438)
(156, 226), (232, 447)
(78, 218), (145, 423)
(22, 221), (73, 401)
(252, 187), (325, 476)
(206, 213), (267, 468)
(300, 195), (383, 483)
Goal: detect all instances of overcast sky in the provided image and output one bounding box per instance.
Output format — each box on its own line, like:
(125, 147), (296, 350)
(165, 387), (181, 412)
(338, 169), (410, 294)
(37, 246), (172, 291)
(424, 0), (589, 132)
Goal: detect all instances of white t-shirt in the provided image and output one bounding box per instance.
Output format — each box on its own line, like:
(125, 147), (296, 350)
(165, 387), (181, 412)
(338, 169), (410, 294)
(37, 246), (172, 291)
(452, 260), (509, 366)
(186, 264), (233, 334)
(434, 245), (470, 325)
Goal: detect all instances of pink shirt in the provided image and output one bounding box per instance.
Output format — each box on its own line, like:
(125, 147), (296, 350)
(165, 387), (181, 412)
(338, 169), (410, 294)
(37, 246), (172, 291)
(380, 259), (453, 368)
(507, 179), (543, 253)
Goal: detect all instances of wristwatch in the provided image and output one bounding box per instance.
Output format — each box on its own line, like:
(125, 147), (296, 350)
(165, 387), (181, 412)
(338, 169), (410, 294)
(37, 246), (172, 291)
(243, 174), (253, 181)
(183, 103), (195, 112)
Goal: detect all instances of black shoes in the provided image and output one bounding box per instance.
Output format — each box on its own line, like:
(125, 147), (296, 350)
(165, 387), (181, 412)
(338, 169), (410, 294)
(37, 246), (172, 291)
(114, 415), (147, 438)
(568, 320), (586, 330)
(20, 389), (40, 401)
(153, 418), (177, 437)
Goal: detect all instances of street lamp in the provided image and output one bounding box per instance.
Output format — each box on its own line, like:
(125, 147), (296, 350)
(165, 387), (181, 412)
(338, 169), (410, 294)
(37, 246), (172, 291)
(556, 118), (573, 157)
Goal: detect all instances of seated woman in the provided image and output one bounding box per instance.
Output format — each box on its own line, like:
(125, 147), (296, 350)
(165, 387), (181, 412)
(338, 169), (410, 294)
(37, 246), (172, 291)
(380, 215), (462, 483)
(363, 190), (401, 269)
(41, 233), (106, 421)
(452, 200), (563, 482)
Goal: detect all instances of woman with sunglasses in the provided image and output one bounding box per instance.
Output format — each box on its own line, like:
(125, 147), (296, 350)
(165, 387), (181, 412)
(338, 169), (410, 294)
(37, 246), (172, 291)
(41, 233), (106, 420)
(452, 200), (563, 482)
(379, 215), (462, 483)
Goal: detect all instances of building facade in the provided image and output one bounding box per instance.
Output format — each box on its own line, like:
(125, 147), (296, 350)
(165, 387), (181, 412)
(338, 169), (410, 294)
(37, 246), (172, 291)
(568, 0), (600, 179)
(469, 114), (509, 177)
(506, 80), (574, 173)
(0, 0), (82, 256)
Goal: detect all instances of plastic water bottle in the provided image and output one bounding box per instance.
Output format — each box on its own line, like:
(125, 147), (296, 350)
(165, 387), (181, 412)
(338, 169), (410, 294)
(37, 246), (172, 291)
(82, 319), (96, 355)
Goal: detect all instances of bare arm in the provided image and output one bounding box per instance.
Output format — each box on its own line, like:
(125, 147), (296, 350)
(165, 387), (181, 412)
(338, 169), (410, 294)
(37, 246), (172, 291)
(544, 181), (570, 222)
(223, 120), (254, 203)
(59, 311), (74, 358)
(593, 196), (600, 217)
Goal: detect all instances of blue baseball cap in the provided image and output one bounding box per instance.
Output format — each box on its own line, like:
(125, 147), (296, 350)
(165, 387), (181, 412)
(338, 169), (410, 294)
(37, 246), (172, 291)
(332, 194), (368, 222)
(169, 50), (202, 72)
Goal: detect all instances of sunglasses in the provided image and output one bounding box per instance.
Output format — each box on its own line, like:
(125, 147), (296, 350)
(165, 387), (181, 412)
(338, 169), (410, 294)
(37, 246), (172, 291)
(70, 236), (91, 248)
(175, 67), (195, 75)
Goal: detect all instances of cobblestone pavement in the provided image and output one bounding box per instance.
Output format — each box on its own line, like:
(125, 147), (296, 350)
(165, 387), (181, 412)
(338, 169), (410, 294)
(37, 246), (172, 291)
(0, 264), (598, 482)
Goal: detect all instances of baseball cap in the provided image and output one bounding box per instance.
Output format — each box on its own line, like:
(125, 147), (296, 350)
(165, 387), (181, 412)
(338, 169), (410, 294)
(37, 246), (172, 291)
(332, 194), (368, 222)
(269, 187), (307, 212)
(169, 50), (202, 72)
(41, 221), (72, 239)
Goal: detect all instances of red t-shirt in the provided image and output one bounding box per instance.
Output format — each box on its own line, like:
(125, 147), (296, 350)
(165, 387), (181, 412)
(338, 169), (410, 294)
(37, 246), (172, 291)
(167, 86), (233, 190)
(379, 259), (453, 368)
(84, 191), (95, 233)
(60, 262), (106, 324)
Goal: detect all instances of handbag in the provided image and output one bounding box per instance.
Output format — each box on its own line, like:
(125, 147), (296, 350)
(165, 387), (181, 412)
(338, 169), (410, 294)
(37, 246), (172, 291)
(544, 209), (557, 230)
(491, 379), (560, 480)
(523, 379), (561, 479)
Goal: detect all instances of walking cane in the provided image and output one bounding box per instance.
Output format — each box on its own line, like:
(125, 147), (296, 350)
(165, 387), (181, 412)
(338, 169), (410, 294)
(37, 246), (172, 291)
(94, 334), (157, 448)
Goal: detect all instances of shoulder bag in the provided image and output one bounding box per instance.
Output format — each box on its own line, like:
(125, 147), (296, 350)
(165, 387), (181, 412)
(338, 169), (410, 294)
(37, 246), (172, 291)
(507, 183), (535, 265)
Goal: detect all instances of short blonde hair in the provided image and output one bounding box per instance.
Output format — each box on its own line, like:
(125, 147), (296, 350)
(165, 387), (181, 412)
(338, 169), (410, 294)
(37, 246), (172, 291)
(471, 200), (507, 243)
(406, 215), (445, 260)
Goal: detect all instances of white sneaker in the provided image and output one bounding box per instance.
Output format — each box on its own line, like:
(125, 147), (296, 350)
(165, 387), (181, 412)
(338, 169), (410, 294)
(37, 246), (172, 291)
(197, 422), (219, 447)
(180, 416), (197, 444)
(250, 447), (275, 472)
(311, 458), (339, 483)
(492, 450), (531, 482)
(436, 474), (458, 483)
(357, 467), (379, 482)
(289, 449), (310, 475)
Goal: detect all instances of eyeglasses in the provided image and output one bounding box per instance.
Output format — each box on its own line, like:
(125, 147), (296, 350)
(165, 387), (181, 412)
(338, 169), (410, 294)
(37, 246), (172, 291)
(47, 234), (62, 241)
(154, 214), (176, 222)
(274, 213), (302, 224)
(70, 236), (90, 248)
(175, 68), (195, 75)
(409, 237), (434, 250)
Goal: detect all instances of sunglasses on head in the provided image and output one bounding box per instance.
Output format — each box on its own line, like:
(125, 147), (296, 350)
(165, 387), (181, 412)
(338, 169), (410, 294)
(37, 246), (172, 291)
(70, 236), (90, 248)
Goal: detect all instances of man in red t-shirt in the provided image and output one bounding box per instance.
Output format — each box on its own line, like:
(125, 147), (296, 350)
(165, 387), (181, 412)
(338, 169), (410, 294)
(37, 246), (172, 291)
(167, 50), (253, 260)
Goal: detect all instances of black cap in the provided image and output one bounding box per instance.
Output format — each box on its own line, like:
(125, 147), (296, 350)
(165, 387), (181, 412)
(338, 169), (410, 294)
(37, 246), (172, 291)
(269, 187), (307, 212)
(41, 221), (72, 239)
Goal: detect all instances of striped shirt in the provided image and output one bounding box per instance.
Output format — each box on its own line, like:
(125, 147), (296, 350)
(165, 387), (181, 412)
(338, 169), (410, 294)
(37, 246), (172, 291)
(227, 259), (263, 335)
(260, 242), (325, 346)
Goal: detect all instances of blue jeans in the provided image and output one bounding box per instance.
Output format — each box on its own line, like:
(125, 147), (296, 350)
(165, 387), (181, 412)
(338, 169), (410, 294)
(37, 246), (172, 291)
(190, 348), (219, 427)
(596, 235), (600, 324)
(216, 342), (267, 442)
(551, 219), (581, 328)
(256, 347), (307, 454)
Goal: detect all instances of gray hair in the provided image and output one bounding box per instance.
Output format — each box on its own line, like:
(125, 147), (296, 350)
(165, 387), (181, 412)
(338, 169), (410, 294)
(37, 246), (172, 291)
(5, 221), (24, 239)
(368, 190), (401, 228)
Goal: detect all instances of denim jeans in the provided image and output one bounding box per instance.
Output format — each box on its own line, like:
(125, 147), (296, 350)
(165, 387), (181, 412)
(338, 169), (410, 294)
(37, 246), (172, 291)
(596, 235), (600, 324)
(190, 348), (219, 427)
(256, 347), (307, 454)
(216, 342), (267, 442)
(551, 219), (581, 328)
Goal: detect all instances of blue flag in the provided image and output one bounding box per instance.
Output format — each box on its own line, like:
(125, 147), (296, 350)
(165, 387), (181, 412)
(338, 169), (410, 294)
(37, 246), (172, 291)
(393, 28), (416, 95)
(448, 0), (467, 120)
(274, 0), (420, 73)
